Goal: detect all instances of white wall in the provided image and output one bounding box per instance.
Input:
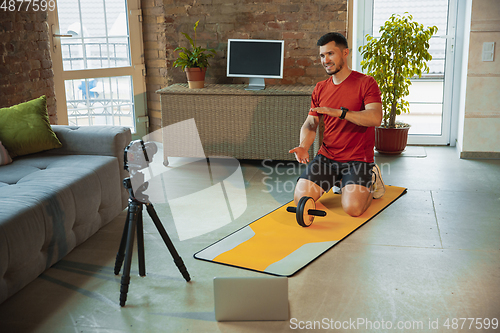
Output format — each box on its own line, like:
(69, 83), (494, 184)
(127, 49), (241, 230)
(459, 0), (500, 158)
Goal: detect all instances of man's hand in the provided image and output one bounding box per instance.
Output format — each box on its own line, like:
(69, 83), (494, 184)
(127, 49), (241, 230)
(289, 147), (310, 164)
(311, 103), (383, 127)
(311, 107), (341, 118)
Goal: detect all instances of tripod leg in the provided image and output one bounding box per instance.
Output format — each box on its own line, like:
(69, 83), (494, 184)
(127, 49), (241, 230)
(137, 209), (146, 277)
(145, 203), (191, 282)
(114, 208), (130, 275)
(119, 202), (140, 307)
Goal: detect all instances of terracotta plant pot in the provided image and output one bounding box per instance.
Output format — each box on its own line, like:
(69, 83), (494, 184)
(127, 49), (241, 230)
(375, 126), (410, 155)
(185, 67), (206, 89)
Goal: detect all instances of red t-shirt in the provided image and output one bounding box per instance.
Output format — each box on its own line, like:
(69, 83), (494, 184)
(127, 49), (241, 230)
(309, 71), (382, 163)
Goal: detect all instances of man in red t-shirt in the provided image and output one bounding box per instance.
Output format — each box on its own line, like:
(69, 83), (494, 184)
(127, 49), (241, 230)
(289, 32), (386, 217)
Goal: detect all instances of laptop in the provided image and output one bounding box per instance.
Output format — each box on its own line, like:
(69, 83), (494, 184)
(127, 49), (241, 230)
(213, 276), (289, 321)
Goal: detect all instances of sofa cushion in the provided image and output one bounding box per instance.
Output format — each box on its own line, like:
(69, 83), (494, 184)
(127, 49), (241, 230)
(0, 154), (123, 300)
(0, 96), (62, 158)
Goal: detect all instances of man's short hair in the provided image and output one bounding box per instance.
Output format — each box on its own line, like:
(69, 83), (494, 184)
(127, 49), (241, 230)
(317, 32), (348, 49)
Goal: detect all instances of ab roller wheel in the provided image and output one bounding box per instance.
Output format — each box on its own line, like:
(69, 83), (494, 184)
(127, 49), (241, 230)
(286, 196), (326, 227)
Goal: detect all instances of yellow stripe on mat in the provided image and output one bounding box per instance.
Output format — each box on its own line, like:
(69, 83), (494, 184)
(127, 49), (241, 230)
(194, 185), (407, 276)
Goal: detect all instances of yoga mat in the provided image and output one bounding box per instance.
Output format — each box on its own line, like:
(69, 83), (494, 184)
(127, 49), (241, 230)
(194, 185), (407, 276)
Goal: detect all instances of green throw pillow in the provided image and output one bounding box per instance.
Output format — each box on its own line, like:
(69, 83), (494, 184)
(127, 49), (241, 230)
(0, 95), (62, 158)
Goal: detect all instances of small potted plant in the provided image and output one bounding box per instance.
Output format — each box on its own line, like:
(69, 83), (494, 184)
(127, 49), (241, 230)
(173, 20), (216, 89)
(359, 13), (437, 154)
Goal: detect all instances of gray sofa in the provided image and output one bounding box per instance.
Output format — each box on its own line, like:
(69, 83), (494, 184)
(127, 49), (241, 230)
(0, 125), (132, 304)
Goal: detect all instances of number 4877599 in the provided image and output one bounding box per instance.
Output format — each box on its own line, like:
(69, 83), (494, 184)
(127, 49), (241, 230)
(1, 0), (56, 12)
(443, 318), (498, 330)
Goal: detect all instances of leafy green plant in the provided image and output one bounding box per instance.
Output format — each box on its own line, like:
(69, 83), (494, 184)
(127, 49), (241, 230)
(359, 13), (437, 128)
(173, 20), (216, 71)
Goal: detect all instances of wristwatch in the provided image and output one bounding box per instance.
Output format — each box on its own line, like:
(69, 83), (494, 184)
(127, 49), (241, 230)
(339, 107), (349, 120)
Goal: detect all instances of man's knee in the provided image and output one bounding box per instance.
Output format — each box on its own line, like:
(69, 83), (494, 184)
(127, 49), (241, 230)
(341, 185), (372, 217)
(342, 201), (366, 217)
(294, 178), (323, 204)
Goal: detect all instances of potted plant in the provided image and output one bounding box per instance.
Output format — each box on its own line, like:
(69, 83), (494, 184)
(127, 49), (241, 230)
(359, 13), (437, 154)
(173, 20), (216, 89)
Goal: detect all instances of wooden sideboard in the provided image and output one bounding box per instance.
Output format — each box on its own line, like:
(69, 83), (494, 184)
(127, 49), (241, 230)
(157, 84), (318, 162)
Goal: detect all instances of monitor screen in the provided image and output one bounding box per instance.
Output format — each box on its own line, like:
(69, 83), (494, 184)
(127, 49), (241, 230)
(227, 39), (284, 90)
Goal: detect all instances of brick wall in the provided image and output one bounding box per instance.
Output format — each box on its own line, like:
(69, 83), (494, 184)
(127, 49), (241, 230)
(0, 0), (348, 134)
(138, 0), (348, 133)
(162, 0), (348, 86)
(0, 10), (57, 124)
(142, 0), (168, 134)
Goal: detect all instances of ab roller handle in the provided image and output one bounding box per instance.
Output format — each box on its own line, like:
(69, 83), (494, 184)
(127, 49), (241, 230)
(287, 196), (326, 227)
(286, 206), (326, 217)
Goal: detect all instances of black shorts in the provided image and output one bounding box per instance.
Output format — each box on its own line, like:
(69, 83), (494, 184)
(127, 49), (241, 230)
(298, 154), (375, 193)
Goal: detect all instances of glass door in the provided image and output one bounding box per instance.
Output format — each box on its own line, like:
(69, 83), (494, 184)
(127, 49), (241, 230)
(355, 0), (457, 145)
(48, 0), (147, 138)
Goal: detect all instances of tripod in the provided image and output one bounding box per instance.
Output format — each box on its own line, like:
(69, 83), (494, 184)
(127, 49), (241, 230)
(114, 177), (190, 307)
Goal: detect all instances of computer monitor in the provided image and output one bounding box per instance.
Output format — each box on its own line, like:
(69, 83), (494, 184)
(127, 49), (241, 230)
(227, 39), (284, 90)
